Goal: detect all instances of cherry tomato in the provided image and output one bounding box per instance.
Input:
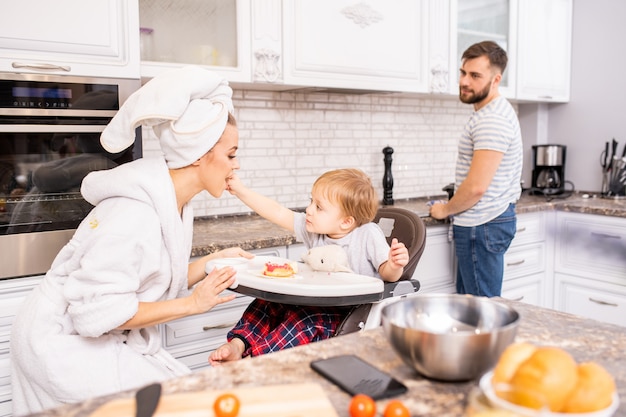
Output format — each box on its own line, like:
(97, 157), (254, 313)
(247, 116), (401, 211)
(213, 393), (240, 417)
(349, 394), (376, 417)
(383, 400), (410, 417)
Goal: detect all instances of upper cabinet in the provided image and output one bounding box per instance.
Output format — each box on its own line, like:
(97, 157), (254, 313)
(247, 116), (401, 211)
(135, 0), (572, 101)
(0, 0), (140, 79)
(279, 0), (430, 93)
(516, 0), (572, 102)
(452, 0), (517, 99)
(138, 0), (251, 83)
(451, 0), (572, 102)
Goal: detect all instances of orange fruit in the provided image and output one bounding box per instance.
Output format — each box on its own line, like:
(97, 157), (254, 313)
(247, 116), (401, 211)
(561, 362), (616, 413)
(509, 347), (578, 412)
(492, 342), (537, 385)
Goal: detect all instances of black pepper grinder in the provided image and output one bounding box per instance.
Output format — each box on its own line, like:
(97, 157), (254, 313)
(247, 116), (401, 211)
(383, 146), (394, 205)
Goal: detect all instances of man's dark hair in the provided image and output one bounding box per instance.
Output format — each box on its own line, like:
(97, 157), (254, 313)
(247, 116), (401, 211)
(462, 40), (508, 74)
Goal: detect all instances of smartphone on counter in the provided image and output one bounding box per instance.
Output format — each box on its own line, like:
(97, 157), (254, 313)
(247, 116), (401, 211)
(310, 354), (408, 400)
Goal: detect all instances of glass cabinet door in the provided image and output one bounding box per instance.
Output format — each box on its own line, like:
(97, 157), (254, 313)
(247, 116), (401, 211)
(454, 0), (516, 97)
(138, 0), (251, 82)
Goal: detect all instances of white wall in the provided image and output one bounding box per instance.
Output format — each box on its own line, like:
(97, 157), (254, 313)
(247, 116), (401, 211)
(532, 0), (626, 192)
(143, 91), (482, 217)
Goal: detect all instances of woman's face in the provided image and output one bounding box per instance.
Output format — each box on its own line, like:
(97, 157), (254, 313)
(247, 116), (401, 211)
(198, 123), (240, 198)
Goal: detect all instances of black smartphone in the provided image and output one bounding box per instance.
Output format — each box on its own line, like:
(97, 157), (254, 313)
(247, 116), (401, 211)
(310, 354), (408, 400)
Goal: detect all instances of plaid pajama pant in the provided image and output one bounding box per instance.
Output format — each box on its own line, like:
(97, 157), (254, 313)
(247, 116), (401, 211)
(227, 299), (350, 357)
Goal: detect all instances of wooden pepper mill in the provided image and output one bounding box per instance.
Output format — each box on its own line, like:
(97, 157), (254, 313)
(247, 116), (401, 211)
(383, 146), (394, 205)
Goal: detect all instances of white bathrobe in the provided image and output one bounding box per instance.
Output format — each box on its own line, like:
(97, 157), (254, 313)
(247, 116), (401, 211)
(10, 158), (193, 416)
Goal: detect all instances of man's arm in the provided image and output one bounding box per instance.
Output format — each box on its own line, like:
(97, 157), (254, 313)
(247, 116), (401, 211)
(430, 149), (503, 219)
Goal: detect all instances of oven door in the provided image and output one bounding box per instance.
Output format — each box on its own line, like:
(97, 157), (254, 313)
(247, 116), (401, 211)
(0, 123), (141, 279)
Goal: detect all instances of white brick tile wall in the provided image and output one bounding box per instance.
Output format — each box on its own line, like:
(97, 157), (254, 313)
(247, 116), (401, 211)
(142, 89), (516, 217)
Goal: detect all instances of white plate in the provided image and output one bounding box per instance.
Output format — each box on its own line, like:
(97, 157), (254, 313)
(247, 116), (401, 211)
(479, 371), (619, 417)
(247, 269), (303, 280)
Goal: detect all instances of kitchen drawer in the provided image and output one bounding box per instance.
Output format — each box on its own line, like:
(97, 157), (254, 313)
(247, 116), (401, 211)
(510, 212), (546, 247)
(163, 295), (253, 349)
(555, 273), (626, 327)
(503, 242), (546, 280)
(0, 276), (42, 357)
(502, 273), (545, 307)
(555, 212), (626, 282)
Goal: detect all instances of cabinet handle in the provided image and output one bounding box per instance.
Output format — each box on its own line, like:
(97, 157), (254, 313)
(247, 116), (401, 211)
(12, 61), (71, 72)
(590, 232), (622, 240)
(588, 298), (619, 307)
(516, 226), (526, 233)
(203, 322), (238, 331)
(510, 296), (524, 302)
(506, 259), (525, 267)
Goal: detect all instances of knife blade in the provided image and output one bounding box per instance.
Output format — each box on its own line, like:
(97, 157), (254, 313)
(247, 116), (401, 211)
(135, 383), (161, 417)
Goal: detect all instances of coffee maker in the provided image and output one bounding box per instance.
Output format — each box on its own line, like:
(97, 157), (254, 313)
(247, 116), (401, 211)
(531, 144), (566, 195)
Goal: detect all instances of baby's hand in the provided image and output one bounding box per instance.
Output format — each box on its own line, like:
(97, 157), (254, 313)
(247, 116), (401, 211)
(388, 238), (409, 269)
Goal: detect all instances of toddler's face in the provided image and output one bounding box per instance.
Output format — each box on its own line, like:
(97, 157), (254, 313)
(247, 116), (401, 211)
(305, 191), (348, 238)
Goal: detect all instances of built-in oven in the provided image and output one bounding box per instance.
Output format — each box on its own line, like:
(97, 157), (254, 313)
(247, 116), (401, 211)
(0, 72), (141, 279)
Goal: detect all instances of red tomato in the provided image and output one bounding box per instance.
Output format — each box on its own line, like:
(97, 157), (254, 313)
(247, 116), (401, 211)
(383, 400), (410, 417)
(349, 394), (376, 417)
(213, 393), (240, 417)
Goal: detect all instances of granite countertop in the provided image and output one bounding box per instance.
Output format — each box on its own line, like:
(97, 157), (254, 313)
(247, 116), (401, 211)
(191, 191), (626, 257)
(32, 299), (626, 417)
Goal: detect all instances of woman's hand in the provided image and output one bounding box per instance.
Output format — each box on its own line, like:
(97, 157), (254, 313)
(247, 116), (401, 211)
(189, 266), (237, 314)
(215, 247), (255, 260)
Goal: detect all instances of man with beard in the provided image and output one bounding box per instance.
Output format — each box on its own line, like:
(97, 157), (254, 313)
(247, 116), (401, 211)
(429, 41), (522, 297)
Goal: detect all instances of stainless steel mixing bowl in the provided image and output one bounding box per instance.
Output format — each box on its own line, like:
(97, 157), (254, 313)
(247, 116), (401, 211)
(381, 294), (520, 381)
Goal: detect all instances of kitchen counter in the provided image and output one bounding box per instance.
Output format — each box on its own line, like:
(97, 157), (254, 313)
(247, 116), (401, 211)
(191, 192), (626, 257)
(28, 298), (626, 417)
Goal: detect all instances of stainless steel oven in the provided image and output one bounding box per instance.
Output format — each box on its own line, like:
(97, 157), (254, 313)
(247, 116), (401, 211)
(0, 72), (141, 279)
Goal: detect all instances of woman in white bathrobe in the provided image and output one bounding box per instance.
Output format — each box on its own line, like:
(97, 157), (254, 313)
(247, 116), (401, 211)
(9, 67), (252, 416)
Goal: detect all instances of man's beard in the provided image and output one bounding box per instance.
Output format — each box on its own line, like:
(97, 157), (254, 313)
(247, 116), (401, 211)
(459, 82), (491, 104)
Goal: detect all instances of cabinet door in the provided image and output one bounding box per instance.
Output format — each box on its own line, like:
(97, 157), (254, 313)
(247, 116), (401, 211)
(412, 225), (456, 293)
(139, 0), (252, 83)
(0, 0), (140, 79)
(516, 0), (572, 102)
(555, 273), (626, 327)
(452, 0), (517, 98)
(502, 273), (544, 307)
(282, 0), (429, 93)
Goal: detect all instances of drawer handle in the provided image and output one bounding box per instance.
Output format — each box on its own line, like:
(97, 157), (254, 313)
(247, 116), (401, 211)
(516, 226), (527, 233)
(589, 298), (618, 307)
(506, 259), (525, 267)
(203, 322), (238, 331)
(12, 61), (71, 72)
(510, 296), (524, 302)
(590, 232), (621, 240)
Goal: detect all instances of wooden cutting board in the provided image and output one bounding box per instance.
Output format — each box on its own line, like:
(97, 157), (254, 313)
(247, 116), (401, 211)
(90, 383), (339, 417)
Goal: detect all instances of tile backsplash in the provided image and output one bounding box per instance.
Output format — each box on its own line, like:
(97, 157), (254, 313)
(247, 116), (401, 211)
(142, 89), (493, 218)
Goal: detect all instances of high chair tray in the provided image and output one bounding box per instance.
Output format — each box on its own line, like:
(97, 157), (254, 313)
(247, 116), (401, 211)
(206, 256), (385, 306)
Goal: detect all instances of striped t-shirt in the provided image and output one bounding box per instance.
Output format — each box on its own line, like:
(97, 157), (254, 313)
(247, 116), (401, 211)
(454, 96), (522, 227)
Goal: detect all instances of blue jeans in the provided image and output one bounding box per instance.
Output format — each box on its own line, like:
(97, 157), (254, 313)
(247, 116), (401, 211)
(453, 204), (517, 297)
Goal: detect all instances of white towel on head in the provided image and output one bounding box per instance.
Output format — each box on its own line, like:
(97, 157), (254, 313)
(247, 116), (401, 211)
(100, 66), (234, 168)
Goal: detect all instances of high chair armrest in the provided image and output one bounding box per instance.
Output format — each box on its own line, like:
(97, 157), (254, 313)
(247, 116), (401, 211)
(383, 279), (420, 298)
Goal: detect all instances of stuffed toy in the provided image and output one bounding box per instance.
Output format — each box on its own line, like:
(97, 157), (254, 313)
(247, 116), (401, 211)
(301, 245), (353, 273)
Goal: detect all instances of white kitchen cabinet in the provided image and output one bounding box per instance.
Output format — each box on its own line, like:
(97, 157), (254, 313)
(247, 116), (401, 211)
(138, 0), (252, 83)
(412, 225), (456, 293)
(501, 211), (552, 307)
(554, 273), (626, 327)
(516, 0), (572, 102)
(280, 0), (430, 93)
(0, 0), (140, 79)
(452, 0), (572, 102)
(451, 0), (517, 98)
(553, 212), (626, 325)
(0, 276), (43, 417)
